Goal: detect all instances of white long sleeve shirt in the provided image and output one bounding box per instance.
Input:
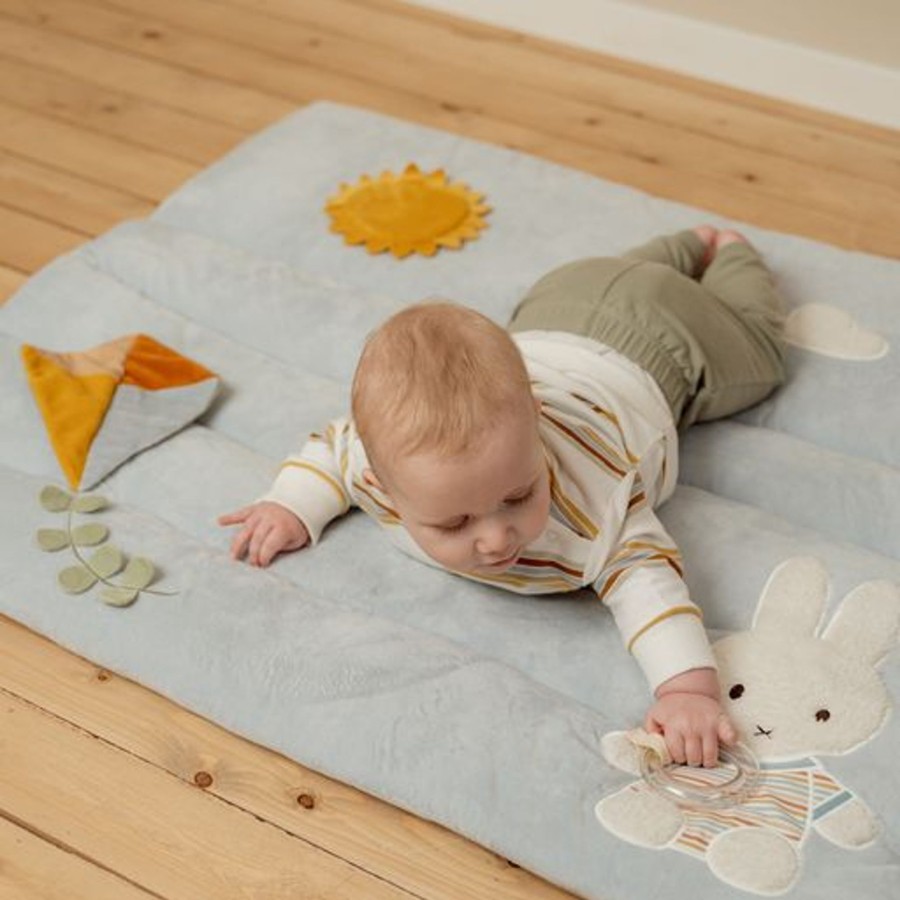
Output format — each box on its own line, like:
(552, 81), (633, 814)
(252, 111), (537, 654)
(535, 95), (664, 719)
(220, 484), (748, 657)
(262, 330), (716, 690)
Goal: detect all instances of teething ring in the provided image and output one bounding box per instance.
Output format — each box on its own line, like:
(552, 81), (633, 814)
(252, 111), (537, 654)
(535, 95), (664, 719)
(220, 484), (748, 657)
(639, 741), (760, 809)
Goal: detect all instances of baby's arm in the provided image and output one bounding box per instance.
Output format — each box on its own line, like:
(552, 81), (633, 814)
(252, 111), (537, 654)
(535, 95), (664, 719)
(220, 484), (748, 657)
(219, 418), (355, 567)
(595, 483), (734, 765)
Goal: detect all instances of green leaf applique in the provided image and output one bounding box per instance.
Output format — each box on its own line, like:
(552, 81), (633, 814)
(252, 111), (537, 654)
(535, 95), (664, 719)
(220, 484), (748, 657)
(37, 528), (70, 551)
(101, 586), (139, 608)
(40, 485), (72, 512)
(90, 544), (125, 579)
(59, 565), (98, 594)
(72, 493), (108, 513)
(37, 484), (173, 607)
(119, 557), (156, 591)
(71, 523), (110, 546)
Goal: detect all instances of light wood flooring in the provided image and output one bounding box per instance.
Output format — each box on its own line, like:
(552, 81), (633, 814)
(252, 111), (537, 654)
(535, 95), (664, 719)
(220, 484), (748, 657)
(1, 1), (898, 898)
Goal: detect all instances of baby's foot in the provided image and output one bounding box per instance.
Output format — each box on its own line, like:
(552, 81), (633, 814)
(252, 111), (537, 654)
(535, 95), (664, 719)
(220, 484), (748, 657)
(715, 229), (751, 251)
(692, 224), (718, 274)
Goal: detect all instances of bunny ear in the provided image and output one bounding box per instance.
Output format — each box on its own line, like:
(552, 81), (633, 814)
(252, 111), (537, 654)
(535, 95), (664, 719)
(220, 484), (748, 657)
(753, 556), (830, 636)
(822, 579), (900, 666)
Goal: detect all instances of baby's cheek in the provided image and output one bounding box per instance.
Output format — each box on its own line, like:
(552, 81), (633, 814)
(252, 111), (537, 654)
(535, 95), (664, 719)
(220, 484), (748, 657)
(434, 541), (473, 571)
(411, 529), (468, 570)
(526, 493), (552, 541)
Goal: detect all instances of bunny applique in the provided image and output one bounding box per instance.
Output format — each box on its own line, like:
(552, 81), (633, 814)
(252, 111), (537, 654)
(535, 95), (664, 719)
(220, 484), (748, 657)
(595, 556), (900, 896)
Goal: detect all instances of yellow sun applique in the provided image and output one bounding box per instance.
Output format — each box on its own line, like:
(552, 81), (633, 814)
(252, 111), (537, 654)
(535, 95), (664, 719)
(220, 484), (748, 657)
(325, 164), (490, 258)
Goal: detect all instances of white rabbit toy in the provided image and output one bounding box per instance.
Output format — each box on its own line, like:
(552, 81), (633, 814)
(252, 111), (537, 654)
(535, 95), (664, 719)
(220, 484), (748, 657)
(595, 556), (900, 896)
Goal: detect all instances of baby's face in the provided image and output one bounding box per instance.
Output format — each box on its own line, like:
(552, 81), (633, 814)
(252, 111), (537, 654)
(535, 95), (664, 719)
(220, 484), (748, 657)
(380, 406), (550, 575)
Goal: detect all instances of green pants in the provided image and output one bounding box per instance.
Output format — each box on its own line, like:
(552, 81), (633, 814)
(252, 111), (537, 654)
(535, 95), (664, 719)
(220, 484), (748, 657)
(508, 230), (786, 427)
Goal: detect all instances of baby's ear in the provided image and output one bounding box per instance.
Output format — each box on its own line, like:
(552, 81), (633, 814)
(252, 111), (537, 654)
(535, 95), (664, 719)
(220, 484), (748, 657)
(822, 579), (900, 667)
(753, 556), (829, 637)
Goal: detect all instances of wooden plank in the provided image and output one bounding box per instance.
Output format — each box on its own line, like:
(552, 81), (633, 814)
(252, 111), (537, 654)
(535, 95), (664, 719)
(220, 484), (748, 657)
(86, 0), (900, 217)
(356, 0), (900, 146)
(195, 0), (900, 185)
(0, 0), (665, 191)
(0, 0), (413, 112)
(0, 149), (154, 235)
(0, 53), (245, 164)
(25, 0), (895, 255)
(0, 685), (421, 900)
(0, 99), (197, 201)
(238, 9), (900, 230)
(0, 616), (576, 900)
(0, 815), (158, 900)
(0, 205), (86, 272)
(0, 263), (27, 303)
(0, 14), (293, 131)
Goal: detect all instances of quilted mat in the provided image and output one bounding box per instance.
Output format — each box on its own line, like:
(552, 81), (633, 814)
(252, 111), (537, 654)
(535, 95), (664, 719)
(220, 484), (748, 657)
(0, 102), (898, 899)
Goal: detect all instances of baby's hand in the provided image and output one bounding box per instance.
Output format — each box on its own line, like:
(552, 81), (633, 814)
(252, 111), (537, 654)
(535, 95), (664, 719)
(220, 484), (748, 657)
(218, 501), (310, 567)
(645, 666), (736, 767)
(645, 690), (737, 768)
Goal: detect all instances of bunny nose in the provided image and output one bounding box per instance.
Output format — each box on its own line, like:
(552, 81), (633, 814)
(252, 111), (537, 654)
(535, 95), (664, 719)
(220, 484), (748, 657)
(754, 725), (773, 738)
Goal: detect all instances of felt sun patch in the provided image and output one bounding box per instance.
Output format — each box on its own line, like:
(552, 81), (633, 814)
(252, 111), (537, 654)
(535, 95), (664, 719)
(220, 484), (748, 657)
(325, 164), (490, 258)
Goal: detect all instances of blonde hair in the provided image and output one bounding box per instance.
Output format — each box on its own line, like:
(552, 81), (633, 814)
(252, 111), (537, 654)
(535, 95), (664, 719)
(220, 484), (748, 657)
(352, 302), (533, 470)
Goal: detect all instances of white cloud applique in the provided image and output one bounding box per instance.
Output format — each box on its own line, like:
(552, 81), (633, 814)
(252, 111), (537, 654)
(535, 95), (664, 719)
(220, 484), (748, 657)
(783, 303), (889, 361)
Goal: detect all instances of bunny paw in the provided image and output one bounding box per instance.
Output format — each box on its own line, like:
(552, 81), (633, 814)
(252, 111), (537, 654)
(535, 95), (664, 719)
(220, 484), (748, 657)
(600, 729), (667, 775)
(595, 787), (683, 847)
(814, 799), (879, 848)
(708, 828), (799, 895)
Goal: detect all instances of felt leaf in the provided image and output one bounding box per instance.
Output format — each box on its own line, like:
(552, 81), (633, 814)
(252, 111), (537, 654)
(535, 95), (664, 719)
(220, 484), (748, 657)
(72, 493), (109, 513)
(101, 586), (139, 608)
(90, 545), (124, 579)
(39, 485), (72, 512)
(58, 565), (97, 594)
(72, 523), (110, 546)
(37, 528), (70, 551)
(119, 557), (155, 591)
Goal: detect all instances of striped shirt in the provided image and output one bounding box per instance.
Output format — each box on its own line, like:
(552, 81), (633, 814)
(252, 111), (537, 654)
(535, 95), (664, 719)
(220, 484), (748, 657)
(263, 331), (716, 690)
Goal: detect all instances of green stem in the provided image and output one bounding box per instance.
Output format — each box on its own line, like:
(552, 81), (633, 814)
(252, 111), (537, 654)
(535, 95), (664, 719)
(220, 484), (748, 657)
(65, 503), (177, 597)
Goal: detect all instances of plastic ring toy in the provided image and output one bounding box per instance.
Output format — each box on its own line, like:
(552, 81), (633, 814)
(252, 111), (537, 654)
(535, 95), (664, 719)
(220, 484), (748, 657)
(639, 741), (760, 809)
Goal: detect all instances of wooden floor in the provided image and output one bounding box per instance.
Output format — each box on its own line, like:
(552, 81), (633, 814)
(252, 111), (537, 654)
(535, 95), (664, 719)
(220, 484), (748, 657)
(1, 1), (898, 898)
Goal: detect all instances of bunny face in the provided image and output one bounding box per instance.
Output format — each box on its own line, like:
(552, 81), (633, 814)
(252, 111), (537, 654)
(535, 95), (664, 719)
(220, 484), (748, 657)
(714, 632), (889, 761)
(709, 556), (900, 763)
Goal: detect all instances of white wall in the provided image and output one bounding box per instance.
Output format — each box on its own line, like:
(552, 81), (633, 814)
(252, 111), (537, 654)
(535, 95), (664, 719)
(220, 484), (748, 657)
(406, 0), (900, 129)
(626, 0), (900, 69)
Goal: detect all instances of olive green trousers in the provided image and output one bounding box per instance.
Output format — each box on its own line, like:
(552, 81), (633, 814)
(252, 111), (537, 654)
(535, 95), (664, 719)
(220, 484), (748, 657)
(508, 230), (786, 427)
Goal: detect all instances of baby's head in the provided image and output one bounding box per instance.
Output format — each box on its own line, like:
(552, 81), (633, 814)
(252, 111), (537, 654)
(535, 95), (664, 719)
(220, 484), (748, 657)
(352, 302), (550, 574)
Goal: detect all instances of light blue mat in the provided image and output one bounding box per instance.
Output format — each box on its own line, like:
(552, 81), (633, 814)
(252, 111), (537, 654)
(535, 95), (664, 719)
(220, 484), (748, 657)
(0, 103), (897, 899)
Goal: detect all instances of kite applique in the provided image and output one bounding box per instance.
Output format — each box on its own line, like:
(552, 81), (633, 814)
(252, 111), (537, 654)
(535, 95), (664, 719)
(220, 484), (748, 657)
(325, 163), (490, 258)
(22, 333), (219, 491)
(23, 334), (219, 607)
(595, 557), (900, 896)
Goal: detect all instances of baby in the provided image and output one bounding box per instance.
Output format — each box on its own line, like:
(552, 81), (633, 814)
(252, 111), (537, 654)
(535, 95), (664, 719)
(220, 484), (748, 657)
(220, 226), (786, 767)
